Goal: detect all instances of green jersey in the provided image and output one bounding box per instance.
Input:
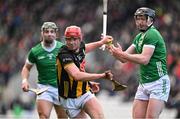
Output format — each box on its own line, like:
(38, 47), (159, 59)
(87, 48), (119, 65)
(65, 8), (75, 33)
(133, 26), (168, 83)
(27, 40), (64, 87)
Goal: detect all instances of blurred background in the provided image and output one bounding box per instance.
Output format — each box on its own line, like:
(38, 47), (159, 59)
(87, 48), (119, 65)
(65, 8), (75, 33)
(0, 0), (180, 118)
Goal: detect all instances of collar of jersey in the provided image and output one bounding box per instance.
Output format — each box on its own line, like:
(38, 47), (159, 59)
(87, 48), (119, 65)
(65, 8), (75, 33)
(41, 40), (57, 52)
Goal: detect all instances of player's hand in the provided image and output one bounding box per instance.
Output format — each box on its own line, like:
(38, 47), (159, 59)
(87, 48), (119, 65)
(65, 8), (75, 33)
(108, 43), (123, 57)
(100, 35), (113, 45)
(104, 70), (113, 80)
(90, 82), (100, 93)
(21, 79), (29, 92)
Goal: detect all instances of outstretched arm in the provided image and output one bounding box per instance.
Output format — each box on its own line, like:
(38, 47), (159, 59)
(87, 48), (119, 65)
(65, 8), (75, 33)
(64, 63), (113, 81)
(85, 35), (113, 53)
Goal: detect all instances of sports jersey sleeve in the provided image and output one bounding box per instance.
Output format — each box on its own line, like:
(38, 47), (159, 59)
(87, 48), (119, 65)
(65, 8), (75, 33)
(27, 49), (36, 64)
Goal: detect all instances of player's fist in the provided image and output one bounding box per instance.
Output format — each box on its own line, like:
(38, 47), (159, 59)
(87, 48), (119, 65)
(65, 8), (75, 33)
(104, 70), (113, 80)
(101, 35), (113, 45)
(21, 79), (29, 92)
(90, 82), (100, 93)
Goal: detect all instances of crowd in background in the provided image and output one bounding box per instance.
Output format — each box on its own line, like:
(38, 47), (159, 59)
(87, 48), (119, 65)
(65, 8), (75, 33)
(0, 0), (180, 118)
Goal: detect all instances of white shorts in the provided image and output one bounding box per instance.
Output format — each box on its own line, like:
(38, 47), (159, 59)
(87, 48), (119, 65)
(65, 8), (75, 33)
(36, 84), (62, 105)
(59, 91), (95, 118)
(135, 75), (170, 102)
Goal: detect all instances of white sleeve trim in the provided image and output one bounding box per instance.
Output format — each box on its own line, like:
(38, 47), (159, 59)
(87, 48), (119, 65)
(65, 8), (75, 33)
(132, 44), (136, 48)
(26, 59), (34, 65)
(143, 44), (155, 49)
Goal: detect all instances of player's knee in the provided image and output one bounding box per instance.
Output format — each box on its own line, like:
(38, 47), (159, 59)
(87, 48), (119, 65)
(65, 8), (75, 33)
(57, 111), (68, 118)
(90, 112), (105, 119)
(132, 110), (146, 119)
(38, 111), (50, 119)
(146, 112), (160, 119)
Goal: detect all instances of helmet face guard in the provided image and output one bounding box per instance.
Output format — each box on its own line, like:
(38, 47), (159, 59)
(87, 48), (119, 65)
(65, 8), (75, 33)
(64, 26), (82, 40)
(134, 7), (155, 20)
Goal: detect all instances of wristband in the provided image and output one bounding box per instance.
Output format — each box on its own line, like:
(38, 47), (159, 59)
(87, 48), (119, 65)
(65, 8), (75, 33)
(22, 79), (28, 84)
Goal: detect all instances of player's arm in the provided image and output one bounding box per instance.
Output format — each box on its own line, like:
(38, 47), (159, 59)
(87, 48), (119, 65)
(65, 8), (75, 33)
(120, 45), (154, 65)
(64, 63), (112, 81)
(85, 35), (113, 53)
(21, 62), (33, 91)
(125, 44), (136, 54)
(117, 44), (136, 63)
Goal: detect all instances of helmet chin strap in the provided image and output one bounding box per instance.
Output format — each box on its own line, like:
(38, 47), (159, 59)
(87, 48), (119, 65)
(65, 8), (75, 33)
(147, 16), (153, 27)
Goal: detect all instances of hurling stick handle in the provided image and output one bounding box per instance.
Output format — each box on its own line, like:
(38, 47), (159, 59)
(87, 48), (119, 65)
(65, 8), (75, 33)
(100, 0), (108, 50)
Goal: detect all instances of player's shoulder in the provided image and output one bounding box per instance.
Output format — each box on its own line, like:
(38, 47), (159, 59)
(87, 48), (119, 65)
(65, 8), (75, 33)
(58, 45), (69, 54)
(134, 32), (142, 40)
(31, 42), (42, 52)
(57, 46), (73, 61)
(27, 43), (42, 58)
(146, 26), (159, 35)
(56, 40), (64, 47)
(144, 26), (163, 42)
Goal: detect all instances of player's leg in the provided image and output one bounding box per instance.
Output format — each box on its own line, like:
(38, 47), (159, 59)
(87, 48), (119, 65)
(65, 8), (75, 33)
(146, 75), (170, 118)
(83, 97), (105, 119)
(74, 110), (88, 119)
(133, 84), (149, 119)
(146, 98), (164, 118)
(50, 85), (68, 118)
(132, 99), (148, 118)
(36, 84), (55, 118)
(37, 100), (53, 119)
(54, 104), (68, 119)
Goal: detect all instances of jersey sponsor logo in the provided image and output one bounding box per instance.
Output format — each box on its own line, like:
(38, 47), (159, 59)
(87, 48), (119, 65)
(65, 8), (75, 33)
(37, 56), (45, 60)
(63, 57), (72, 62)
(144, 76), (150, 79)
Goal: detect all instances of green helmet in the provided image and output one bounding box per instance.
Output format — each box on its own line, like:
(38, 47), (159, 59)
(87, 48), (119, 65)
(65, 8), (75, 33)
(134, 7), (155, 19)
(41, 22), (58, 31)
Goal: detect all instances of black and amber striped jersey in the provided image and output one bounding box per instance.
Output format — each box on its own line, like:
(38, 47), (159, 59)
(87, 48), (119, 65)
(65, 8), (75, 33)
(56, 42), (91, 99)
